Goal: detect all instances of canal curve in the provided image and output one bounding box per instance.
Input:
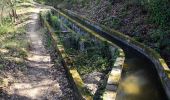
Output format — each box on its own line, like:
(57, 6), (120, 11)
(61, 10), (169, 100)
(50, 8), (169, 100)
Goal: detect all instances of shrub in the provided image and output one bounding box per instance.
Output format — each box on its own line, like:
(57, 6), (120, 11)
(50, 15), (60, 29)
(0, 18), (16, 35)
(111, 18), (121, 29)
(144, 0), (170, 27)
(149, 29), (170, 50)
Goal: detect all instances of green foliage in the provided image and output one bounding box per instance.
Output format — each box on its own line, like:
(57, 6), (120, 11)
(0, 26), (28, 70)
(113, 18), (121, 28)
(123, 0), (170, 53)
(35, 0), (67, 7)
(48, 14), (60, 29)
(35, 0), (45, 4)
(149, 29), (170, 51)
(0, 18), (16, 35)
(51, 16), (58, 28)
(103, 17), (121, 29)
(101, 41), (111, 60)
(74, 52), (109, 75)
(0, 64), (3, 70)
(63, 35), (114, 76)
(150, 29), (164, 42)
(46, 14), (115, 75)
(125, 0), (170, 27)
(146, 0), (170, 27)
(96, 0), (101, 5)
(127, 0), (170, 27)
(126, 0), (143, 6)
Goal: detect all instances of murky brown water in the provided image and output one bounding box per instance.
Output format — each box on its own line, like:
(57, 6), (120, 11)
(116, 55), (168, 100)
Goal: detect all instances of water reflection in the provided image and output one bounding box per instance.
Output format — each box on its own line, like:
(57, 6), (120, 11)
(116, 58), (166, 100)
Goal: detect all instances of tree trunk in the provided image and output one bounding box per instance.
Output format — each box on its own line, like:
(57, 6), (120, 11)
(7, 0), (17, 22)
(11, 8), (18, 22)
(0, 5), (4, 24)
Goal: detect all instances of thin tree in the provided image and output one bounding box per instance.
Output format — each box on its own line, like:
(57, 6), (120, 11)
(0, 0), (5, 24)
(6, 0), (18, 22)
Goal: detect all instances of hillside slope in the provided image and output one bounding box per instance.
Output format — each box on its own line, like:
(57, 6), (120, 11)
(36, 0), (170, 67)
(68, 0), (170, 68)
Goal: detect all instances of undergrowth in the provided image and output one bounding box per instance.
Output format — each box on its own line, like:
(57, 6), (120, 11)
(0, 16), (27, 71)
(0, 18), (16, 35)
(46, 13), (117, 76)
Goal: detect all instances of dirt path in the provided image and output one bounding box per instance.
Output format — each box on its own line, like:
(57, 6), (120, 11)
(1, 4), (75, 100)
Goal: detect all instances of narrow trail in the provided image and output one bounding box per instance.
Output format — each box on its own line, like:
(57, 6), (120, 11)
(1, 5), (75, 100)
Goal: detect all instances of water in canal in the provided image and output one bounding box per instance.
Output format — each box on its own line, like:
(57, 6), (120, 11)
(116, 50), (168, 100)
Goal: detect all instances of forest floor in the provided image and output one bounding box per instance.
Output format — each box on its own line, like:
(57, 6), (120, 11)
(0, 2), (75, 100)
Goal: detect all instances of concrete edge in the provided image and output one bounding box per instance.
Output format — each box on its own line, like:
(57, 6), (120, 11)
(41, 15), (92, 100)
(50, 9), (126, 100)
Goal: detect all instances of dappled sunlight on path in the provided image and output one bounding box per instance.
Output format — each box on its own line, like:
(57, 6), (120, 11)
(1, 3), (75, 100)
(8, 79), (61, 99)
